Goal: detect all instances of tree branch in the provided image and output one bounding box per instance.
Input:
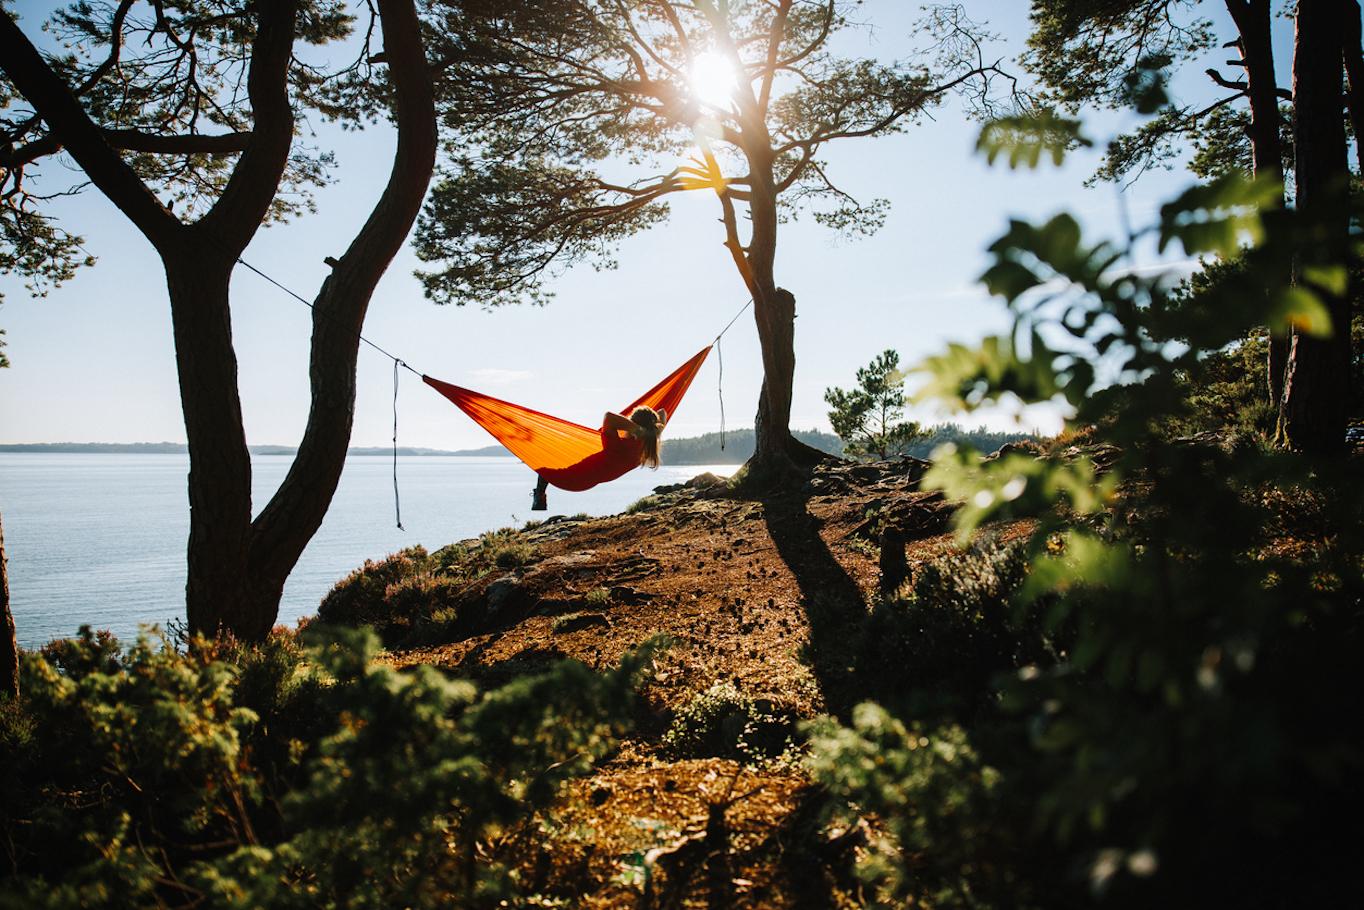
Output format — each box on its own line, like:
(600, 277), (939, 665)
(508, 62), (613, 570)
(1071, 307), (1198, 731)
(194, 0), (298, 252)
(1, 129), (254, 169)
(0, 10), (180, 249)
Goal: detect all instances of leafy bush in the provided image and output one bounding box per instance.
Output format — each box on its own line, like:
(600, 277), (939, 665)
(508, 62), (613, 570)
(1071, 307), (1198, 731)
(660, 682), (793, 763)
(318, 545), (432, 632)
(0, 626), (654, 909)
(810, 115), (1364, 907)
(807, 706), (1040, 909)
(316, 529), (539, 646)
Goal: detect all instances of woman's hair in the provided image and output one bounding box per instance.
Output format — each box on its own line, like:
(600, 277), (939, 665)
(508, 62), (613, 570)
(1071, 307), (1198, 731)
(629, 406), (666, 468)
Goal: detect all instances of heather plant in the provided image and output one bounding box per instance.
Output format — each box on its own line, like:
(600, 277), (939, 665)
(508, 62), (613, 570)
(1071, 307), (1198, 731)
(316, 529), (539, 645)
(808, 110), (1364, 907)
(0, 625), (653, 909)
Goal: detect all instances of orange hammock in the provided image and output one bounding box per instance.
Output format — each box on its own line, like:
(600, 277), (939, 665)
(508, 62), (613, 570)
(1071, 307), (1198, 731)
(423, 346), (712, 492)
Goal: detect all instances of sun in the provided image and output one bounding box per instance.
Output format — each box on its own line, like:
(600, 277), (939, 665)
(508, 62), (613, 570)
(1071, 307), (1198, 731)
(688, 51), (739, 110)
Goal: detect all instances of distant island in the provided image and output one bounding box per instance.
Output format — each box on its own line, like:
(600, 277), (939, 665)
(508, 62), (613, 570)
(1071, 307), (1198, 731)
(0, 424), (1034, 464)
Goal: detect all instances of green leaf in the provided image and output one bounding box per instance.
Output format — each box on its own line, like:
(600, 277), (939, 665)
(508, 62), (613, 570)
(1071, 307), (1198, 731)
(1267, 286), (1334, 337)
(977, 111), (1092, 170)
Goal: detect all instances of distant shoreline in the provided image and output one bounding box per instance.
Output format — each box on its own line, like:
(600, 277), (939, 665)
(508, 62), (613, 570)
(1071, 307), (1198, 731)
(0, 442), (510, 457)
(0, 424), (1037, 464)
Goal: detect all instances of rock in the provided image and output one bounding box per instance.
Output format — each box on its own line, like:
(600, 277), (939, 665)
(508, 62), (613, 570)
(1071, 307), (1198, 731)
(485, 575), (522, 614)
(609, 584), (654, 605)
(685, 471), (726, 489)
(553, 612), (610, 633)
(984, 442), (1040, 462)
(850, 464), (881, 483)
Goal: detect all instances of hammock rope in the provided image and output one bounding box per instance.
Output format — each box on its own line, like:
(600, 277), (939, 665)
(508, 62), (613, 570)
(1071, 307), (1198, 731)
(391, 358), (405, 531)
(236, 256), (755, 525)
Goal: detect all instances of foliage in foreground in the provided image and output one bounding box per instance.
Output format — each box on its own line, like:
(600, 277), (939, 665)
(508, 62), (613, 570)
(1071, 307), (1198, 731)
(808, 117), (1364, 907)
(0, 626), (652, 909)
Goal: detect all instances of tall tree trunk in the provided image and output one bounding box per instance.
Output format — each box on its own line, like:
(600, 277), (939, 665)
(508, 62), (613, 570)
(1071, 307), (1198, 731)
(1, 510), (17, 699)
(1342, 0), (1364, 175)
(1279, 0), (1353, 455)
(245, 0), (438, 638)
(1227, 0), (1291, 407)
(166, 253), (256, 636)
(731, 144), (828, 487)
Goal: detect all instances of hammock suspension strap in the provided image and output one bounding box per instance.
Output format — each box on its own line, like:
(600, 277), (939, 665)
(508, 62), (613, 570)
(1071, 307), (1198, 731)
(237, 258), (756, 518)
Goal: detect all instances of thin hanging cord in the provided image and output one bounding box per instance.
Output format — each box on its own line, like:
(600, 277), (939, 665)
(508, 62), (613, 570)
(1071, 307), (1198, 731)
(238, 255), (415, 530)
(711, 298), (750, 452)
(713, 297), (753, 344)
(392, 359), (405, 531)
(716, 336), (726, 450)
(236, 257), (422, 377)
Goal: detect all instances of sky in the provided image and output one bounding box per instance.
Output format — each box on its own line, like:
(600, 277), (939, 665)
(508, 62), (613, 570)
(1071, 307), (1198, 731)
(0, 1), (1297, 450)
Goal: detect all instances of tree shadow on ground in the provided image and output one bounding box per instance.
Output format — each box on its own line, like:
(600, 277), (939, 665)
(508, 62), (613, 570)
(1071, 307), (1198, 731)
(761, 490), (868, 717)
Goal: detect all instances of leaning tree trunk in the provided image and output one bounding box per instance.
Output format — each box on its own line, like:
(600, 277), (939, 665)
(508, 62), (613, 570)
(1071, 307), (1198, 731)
(1, 510), (17, 699)
(1279, 0), (1353, 455)
(0, 0), (434, 641)
(244, 0), (438, 639)
(1227, 0), (1291, 407)
(736, 149), (830, 488)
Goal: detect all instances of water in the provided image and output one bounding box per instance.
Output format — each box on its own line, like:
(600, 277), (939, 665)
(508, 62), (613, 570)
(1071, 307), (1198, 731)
(0, 454), (737, 647)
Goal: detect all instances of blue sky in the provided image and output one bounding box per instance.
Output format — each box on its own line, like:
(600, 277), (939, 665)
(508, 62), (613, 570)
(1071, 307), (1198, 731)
(0, 1), (1295, 449)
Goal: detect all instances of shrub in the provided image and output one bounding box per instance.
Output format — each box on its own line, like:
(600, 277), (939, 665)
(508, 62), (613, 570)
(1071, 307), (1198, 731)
(812, 123), (1364, 906)
(660, 682), (793, 763)
(317, 546), (431, 630)
(0, 626), (655, 909)
(807, 706), (1040, 909)
(315, 529), (539, 646)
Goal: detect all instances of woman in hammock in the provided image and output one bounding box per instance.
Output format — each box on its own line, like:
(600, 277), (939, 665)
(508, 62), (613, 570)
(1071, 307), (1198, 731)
(532, 406), (667, 510)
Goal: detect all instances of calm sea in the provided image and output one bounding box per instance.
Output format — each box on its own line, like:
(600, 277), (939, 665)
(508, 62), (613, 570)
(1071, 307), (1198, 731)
(0, 454), (737, 648)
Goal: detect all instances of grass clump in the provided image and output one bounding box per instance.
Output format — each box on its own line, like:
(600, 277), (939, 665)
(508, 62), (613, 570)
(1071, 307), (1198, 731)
(624, 494), (664, 514)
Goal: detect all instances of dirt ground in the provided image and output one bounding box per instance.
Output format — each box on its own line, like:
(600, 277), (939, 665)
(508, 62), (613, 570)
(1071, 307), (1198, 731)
(377, 459), (1033, 907)
(389, 461), (975, 716)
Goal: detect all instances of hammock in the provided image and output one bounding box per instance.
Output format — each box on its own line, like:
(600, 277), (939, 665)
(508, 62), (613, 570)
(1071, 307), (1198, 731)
(423, 346), (712, 492)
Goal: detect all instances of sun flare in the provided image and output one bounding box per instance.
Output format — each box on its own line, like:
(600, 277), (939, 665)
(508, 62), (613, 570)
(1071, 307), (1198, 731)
(688, 51), (739, 110)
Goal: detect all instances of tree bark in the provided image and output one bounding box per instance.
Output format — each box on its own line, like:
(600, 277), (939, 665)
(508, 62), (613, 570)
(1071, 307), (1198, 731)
(1341, 0), (1364, 176)
(1279, 0), (1353, 455)
(165, 252), (255, 636)
(244, 0), (438, 639)
(1226, 0), (1291, 407)
(1, 510), (17, 699)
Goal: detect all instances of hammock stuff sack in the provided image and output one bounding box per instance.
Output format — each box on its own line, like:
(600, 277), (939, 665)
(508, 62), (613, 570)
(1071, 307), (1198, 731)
(423, 346), (712, 492)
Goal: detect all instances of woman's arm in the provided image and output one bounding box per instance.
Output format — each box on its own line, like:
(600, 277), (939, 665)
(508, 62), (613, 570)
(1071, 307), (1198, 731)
(602, 411), (640, 437)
